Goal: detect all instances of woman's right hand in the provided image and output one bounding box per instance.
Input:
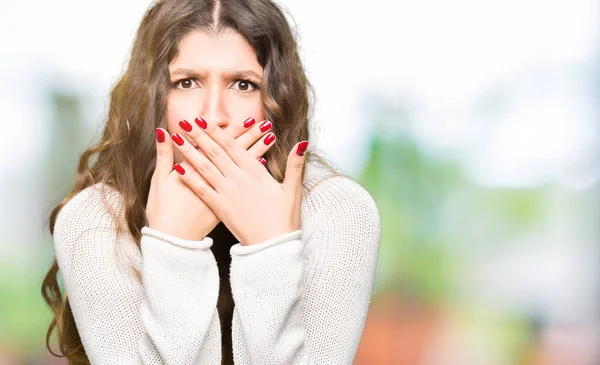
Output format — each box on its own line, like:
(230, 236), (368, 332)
(146, 118), (275, 241)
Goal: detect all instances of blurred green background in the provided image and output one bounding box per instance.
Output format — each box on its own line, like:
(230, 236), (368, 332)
(1, 0), (599, 364)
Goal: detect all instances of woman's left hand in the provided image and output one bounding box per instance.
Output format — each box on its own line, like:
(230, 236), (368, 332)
(170, 117), (309, 246)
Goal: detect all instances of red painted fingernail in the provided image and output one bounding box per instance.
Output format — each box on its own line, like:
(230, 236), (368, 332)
(171, 133), (185, 146)
(174, 163), (185, 175)
(296, 141), (309, 156)
(156, 128), (165, 143)
(258, 158), (266, 165)
(179, 120), (193, 132)
(195, 117), (207, 129)
(264, 133), (276, 146)
(259, 120), (272, 133)
(243, 117), (256, 128)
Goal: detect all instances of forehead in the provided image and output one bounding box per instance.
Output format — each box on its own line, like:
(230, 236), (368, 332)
(169, 29), (262, 74)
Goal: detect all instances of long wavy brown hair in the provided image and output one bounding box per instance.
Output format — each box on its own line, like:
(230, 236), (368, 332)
(41, 0), (338, 364)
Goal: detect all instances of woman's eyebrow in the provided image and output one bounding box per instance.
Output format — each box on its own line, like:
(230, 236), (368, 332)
(169, 68), (206, 79)
(223, 70), (262, 80)
(169, 68), (262, 80)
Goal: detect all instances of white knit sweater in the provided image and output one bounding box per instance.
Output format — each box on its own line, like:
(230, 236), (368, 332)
(53, 161), (381, 364)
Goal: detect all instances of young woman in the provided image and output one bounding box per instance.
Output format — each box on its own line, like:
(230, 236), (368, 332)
(41, 0), (381, 364)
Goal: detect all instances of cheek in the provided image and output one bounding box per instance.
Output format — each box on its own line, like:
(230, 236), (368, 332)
(166, 94), (194, 135)
(232, 97), (265, 123)
(167, 93), (199, 163)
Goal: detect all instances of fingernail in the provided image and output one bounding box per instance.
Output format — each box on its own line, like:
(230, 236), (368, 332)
(264, 133), (276, 146)
(171, 133), (185, 146)
(174, 163), (185, 175)
(195, 117), (207, 129)
(259, 120), (272, 133)
(156, 128), (165, 143)
(258, 158), (266, 165)
(243, 117), (256, 128)
(296, 141), (309, 156)
(179, 120), (193, 133)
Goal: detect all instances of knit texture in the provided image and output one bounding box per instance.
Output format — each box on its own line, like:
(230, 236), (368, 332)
(53, 161), (381, 364)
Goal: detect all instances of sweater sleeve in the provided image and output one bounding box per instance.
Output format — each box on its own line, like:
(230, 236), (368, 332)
(228, 175), (381, 364)
(52, 184), (222, 365)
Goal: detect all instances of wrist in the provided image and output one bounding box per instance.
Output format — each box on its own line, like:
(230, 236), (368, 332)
(142, 226), (213, 249)
(231, 229), (302, 256)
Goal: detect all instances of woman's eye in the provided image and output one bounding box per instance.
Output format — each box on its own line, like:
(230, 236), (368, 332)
(232, 80), (258, 93)
(175, 78), (199, 89)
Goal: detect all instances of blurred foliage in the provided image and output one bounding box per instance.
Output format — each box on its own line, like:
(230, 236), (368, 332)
(43, 89), (94, 210)
(0, 88), (92, 360)
(0, 264), (53, 357)
(355, 96), (551, 363)
(358, 130), (461, 302)
(357, 96), (547, 305)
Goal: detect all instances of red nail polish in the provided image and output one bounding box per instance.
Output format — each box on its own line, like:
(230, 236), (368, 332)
(195, 117), (207, 129)
(172, 133), (185, 146)
(258, 158), (266, 165)
(264, 133), (276, 146)
(296, 141), (309, 156)
(174, 163), (185, 175)
(259, 120), (272, 133)
(156, 128), (165, 143)
(179, 120), (193, 132)
(243, 117), (256, 128)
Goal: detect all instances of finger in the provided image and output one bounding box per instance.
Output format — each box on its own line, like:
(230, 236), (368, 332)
(247, 132), (276, 161)
(193, 117), (257, 172)
(172, 161), (220, 210)
(153, 128), (174, 182)
(220, 116), (257, 141)
(170, 131), (227, 191)
(179, 118), (241, 177)
(235, 119), (273, 150)
(283, 140), (309, 198)
(190, 117), (260, 157)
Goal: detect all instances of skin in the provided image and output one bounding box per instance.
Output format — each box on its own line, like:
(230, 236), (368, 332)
(147, 28), (308, 245)
(166, 29), (268, 162)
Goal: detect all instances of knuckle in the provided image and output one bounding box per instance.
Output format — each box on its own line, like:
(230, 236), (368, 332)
(156, 146), (170, 156)
(221, 138), (234, 153)
(245, 146), (258, 158)
(235, 135), (251, 150)
(192, 184), (206, 198)
(193, 182), (211, 199)
(205, 145), (222, 160)
(292, 159), (305, 170)
(196, 160), (213, 176)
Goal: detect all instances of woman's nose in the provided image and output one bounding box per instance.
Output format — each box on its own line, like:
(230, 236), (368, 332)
(212, 117), (229, 129)
(203, 89), (230, 129)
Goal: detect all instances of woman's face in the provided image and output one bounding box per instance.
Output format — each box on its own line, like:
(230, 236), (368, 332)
(166, 29), (265, 162)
